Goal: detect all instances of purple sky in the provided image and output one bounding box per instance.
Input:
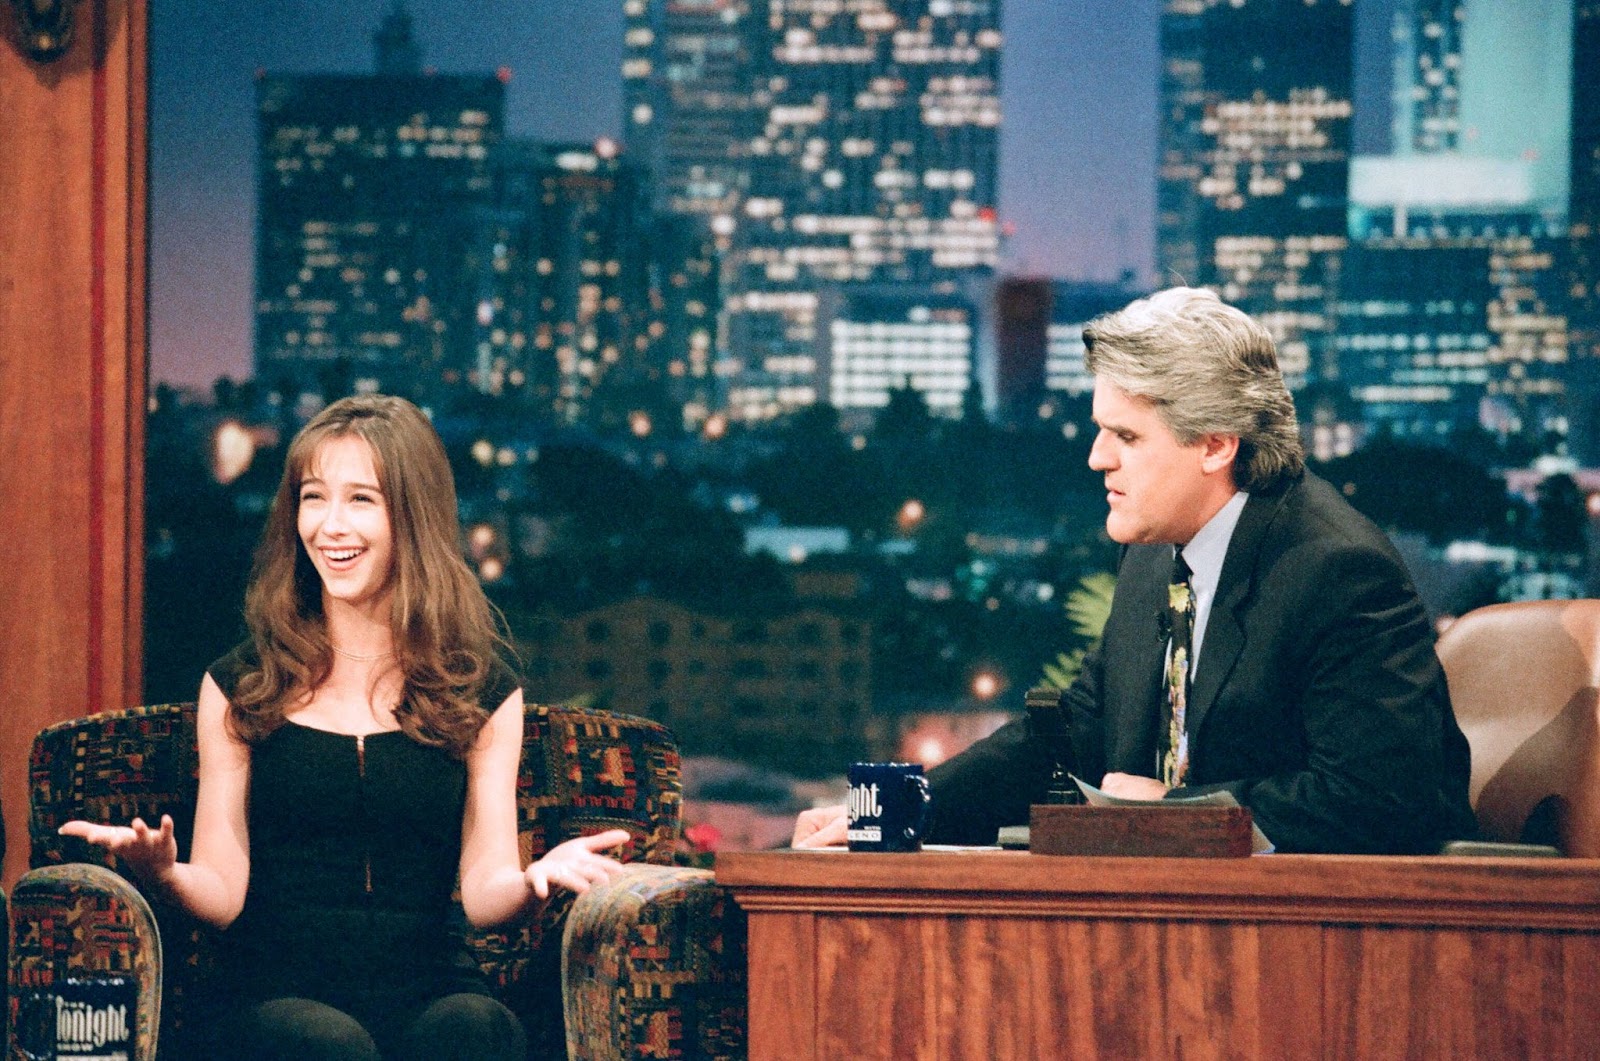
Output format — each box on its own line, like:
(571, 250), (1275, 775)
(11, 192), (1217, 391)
(150, 1), (1391, 389)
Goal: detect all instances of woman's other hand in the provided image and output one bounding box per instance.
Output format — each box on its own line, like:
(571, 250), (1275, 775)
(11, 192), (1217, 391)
(523, 828), (631, 899)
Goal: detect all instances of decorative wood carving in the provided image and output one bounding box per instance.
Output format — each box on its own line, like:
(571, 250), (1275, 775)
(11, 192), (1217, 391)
(6, 0), (81, 61)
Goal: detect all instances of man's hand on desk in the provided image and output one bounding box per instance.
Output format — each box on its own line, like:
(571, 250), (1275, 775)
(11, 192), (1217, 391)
(1099, 773), (1170, 801)
(792, 805), (849, 848)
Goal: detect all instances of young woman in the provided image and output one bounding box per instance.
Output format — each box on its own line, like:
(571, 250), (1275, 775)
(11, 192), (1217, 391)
(63, 395), (627, 1059)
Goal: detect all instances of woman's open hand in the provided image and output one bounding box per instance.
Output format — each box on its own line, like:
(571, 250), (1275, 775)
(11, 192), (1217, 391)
(59, 815), (179, 884)
(524, 828), (631, 899)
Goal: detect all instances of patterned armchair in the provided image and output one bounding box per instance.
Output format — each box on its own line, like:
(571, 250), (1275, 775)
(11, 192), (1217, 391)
(563, 863), (747, 1059)
(8, 862), (164, 1058)
(6, 702), (748, 1060)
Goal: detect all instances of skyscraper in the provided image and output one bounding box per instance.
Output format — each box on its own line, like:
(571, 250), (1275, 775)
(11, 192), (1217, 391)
(1391, 0), (1465, 155)
(1335, 237), (1494, 441)
(823, 286), (978, 418)
(1563, 0), (1600, 456)
(992, 275), (1052, 427)
(623, 0), (762, 224)
(627, 0), (1002, 422)
(733, 0), (1000, 420)
(619, 0), (747, 430)
(255, 14), (504, 404)
(467, 139), (653, 429)
(1363, 0), (1573, 240)
(1455, 0), (1573, 224)
(1342, 0), (1577, 442)
(1157, 0), (1355, 386)
(461, 138), (721, 435)
(1575, 1), (1600, 239)
(648, 213), (723, 431)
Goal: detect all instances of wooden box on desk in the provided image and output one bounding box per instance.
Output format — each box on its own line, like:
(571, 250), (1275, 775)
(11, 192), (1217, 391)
(1029, 803), (1254, 857)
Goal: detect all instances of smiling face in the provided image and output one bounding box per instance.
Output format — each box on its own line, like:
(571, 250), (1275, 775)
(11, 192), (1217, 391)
(296, 434), (396, 620)
(1087, 379), (1240, 546)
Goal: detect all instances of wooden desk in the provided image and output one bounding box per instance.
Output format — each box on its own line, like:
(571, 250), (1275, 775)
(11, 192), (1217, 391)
(716, 850), (1600, 1060)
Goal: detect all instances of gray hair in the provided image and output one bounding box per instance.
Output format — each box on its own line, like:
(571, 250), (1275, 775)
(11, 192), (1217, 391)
(1082, 286), (1304, 491)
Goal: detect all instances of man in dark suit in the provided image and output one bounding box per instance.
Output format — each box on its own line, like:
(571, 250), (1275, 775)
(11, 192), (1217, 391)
(795, 287), (1476, 854)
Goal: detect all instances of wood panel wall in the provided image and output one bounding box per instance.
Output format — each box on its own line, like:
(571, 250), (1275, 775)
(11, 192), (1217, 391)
(0, 0), (147, 888)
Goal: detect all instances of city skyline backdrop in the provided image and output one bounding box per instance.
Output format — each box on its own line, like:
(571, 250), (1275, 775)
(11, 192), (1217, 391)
(151, 0), (1400, 390)
(132, 0), (1600, 778)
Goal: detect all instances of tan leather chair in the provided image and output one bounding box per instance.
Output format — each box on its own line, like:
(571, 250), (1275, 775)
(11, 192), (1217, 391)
(1435, 599), (1600, 856)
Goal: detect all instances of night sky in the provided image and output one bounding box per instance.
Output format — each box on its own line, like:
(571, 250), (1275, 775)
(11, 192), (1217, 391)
(151, 0), (1395, 389)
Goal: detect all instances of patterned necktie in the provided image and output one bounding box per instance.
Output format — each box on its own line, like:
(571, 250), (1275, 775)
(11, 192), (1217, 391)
(1160, 551), (1196, 788)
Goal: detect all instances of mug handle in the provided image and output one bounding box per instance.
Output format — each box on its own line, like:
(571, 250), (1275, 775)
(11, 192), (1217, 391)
(903, 773), (932, 842)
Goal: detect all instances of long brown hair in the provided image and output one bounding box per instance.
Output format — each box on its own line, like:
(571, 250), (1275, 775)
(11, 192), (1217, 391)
(229, 394), (505, 757)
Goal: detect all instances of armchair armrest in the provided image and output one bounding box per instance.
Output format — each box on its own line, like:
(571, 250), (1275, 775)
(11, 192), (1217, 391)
(7, 862), (163, 1061)
(562, 864), (747, 1061)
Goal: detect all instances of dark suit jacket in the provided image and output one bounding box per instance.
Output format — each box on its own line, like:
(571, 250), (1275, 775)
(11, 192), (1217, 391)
(927, 471), (1478, 854)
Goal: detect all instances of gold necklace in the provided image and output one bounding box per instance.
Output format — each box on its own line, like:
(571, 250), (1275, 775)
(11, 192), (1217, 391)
(331, 643), (395, 662)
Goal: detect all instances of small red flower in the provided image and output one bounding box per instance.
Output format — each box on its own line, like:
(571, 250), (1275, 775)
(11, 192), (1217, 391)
(684, 822), (722, 853)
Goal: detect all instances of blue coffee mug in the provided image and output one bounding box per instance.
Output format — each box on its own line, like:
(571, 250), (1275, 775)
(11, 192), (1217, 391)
(847, 762), (932, 852)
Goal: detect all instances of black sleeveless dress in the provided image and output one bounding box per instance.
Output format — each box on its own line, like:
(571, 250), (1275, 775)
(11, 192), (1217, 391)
(206, 644), (520, 1048)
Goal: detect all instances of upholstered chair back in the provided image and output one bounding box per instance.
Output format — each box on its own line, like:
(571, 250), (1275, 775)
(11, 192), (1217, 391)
(1436, 599), (1600, 856)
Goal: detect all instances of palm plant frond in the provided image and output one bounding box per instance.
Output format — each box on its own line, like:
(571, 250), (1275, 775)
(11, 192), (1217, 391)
(1039, 572), (1117, 691)
(1065, 571), (1116, 639)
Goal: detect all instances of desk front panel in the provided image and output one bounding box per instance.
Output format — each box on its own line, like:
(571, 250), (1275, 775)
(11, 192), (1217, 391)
(721, 851), (1600, 1060)
(805, 911), (1324, 1059)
